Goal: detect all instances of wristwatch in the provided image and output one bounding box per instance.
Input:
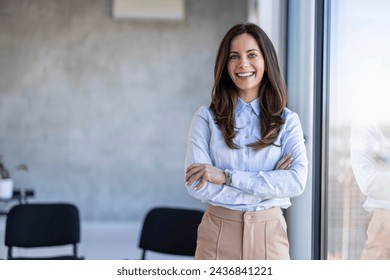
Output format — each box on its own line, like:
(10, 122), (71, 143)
(224, 169), (233, 186)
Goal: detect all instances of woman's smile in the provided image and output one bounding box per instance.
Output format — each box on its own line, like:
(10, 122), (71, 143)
(236, 72), (255, 78)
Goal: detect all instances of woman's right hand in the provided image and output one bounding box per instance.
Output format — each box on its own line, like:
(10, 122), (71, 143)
(185, 163), (225, 191)
(275, 153), (293, 170)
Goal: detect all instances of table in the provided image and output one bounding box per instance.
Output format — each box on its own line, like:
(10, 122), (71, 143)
(0, 188), (35, 215)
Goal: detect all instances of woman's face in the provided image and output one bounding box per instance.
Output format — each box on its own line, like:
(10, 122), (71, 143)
(227, 33), (265, 102)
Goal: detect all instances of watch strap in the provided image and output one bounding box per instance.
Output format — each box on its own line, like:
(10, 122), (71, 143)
(224, 169), (233, 186)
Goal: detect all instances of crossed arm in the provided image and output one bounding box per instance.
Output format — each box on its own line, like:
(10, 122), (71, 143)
(184, 107), (308, 205)
(185, 154), (293, 191)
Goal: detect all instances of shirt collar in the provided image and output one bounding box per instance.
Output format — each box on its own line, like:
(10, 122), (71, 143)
(235, 97), (260, 117)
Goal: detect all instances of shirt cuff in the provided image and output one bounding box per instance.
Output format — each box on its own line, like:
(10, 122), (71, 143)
(231, 170), (274, 198)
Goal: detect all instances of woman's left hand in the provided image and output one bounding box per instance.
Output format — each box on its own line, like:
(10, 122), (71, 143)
(185, 163), (225, 190)
(275, 153), (293, 170)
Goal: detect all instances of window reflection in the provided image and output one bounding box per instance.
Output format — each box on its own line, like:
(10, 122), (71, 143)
(326, 0), (390, 259)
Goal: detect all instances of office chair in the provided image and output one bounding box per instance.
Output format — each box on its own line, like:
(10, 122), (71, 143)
(138, 207), (204, 259)
(5, 203), (83, 260)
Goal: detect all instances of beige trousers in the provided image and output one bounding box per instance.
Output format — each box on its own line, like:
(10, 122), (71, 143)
(361, 208), (390, 260)
(195, 205), (290, 260)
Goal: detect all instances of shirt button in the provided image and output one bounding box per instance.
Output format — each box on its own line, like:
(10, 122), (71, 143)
(245, 134), (249, 138)
(246, 121), (250, 125)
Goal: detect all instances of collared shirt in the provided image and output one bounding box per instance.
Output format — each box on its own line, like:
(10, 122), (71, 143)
(185, 97), (308, 211)
(350, 119), (390, 211)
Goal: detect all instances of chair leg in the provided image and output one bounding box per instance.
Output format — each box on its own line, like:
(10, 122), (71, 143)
(7, 247), (13, 260)
(141, 250), (146, 260)
(73, 244), (78, 258)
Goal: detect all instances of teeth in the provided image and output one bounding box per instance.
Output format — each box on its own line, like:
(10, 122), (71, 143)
(237, 72), (254, 77)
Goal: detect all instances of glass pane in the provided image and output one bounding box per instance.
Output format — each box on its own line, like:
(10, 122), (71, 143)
(326, 0), (390, 260)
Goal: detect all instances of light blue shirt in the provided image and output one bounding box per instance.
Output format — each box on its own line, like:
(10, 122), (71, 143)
(350, 119), (390, 211)
(185, 97), (308, 211)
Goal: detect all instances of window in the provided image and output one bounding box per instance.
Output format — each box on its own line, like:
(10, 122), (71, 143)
(324, 0), (390, 259)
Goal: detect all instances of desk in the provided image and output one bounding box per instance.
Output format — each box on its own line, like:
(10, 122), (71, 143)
(0, 189), (34, 215)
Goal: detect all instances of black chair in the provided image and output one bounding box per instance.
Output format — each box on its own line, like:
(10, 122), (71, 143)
(5, 203), (83, 260)
(138, 207), (204, 259)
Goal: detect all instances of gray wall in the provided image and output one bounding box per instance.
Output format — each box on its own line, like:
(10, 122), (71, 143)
(0, 0), (248, 221)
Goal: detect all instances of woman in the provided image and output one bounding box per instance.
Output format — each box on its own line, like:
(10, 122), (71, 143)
(185, 23), (308, 260)
(350, 117), (390, 259)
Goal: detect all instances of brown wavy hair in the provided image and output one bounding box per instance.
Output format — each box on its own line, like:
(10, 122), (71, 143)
(210, 23), (287, 150)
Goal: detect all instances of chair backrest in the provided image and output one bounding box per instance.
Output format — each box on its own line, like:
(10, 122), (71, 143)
(139, 207), (204, 259)
(5, 203), (82, 259)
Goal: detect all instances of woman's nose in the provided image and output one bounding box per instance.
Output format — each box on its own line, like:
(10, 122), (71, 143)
(239, 58), (249, 68)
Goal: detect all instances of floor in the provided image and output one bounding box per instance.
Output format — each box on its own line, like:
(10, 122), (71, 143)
(0, 219), (193, 260)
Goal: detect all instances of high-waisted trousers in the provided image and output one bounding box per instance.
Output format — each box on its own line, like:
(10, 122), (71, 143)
(361, 208), (390, 260)
(194, 205), (290, 260)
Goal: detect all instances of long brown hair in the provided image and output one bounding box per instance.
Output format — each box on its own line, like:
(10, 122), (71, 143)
(210, 23), (287, 150)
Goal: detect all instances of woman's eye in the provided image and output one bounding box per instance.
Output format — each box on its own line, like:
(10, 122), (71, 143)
(248, 53), (257, 58)
(229, 54), (239, 60)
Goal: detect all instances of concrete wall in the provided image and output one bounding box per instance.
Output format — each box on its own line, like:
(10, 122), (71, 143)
(0, 0), (248, 221)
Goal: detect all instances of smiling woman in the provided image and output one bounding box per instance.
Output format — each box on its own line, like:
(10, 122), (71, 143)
(184, 23), (308, 260)
(227, 33), (265, 102)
